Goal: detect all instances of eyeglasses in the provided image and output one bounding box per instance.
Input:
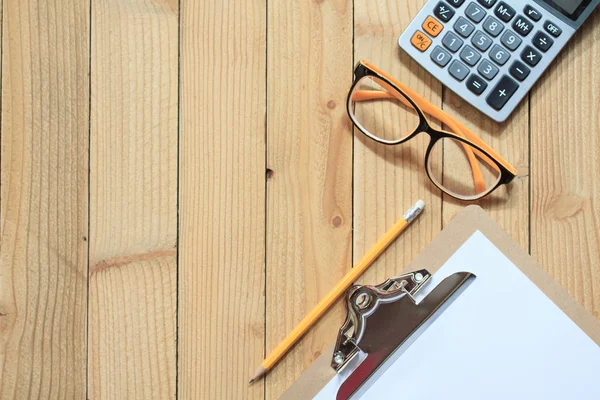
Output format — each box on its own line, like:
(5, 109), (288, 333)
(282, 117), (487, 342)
(347, 60), (517, 201)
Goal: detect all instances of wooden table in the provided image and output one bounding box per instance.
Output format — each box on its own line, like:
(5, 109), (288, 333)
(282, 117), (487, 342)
(1, 1), (598, 399)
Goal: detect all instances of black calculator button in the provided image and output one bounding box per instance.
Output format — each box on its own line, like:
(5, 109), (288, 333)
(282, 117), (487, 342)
(434, 2), (456, 22)
(477, 0), (497, 9)
(521, 45), (542, 66)
(494, 2), (516, 22)
(442, 31), (464, 52)
(524, 5), (542, 22)
(512, 15), (533, 37)
(465, 3), (487, 23)
(447, 0), (466, 7)
(454, 17), (476, 37)
(449, 60), (470, 81)
(483, 16), (504, 37)
(472, 30), (493, 52)
(467, 74), (488, 95)
(478, 59), (499, 80)
(431, 46), (453, 67)
(486, 75), (519, 110)
(500, 30), (522, 51)
(460, 45), (482, 66)
(509, 61), (531, 81)
(544, 20), (562, 37)
(532, 31), (554, 52)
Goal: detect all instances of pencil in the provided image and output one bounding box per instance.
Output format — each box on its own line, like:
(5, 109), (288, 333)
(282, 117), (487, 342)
(249, 200), (425, 384)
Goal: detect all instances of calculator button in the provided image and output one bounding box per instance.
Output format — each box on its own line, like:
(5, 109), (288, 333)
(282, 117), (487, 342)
(434, 2), (456, 23)
(442, 31), (464, 52)
(512, 15), (533, 37)
(454, 17), (476, 37)
(472, 30), (493, 52)
(411, 31), (433, 51)
(509, 60), (530, 81)
(494, 2), (515, 22)
(544, 20), (562, 37)
(465, 2), (487, 23)
(521, 45), (542, 66)
(524, 5), (542, 21)
(431, 45), (453, 67)
(423, 16), (444, 37)
(478, 59), (499, 80)
(532, 31), (554, 52)
(449, 60), (470, 81)
(486, 75), (519, 110)
(489, 44), (510, 66)
(447, 0), (466, 7)
(500, 30), (522, 51)
(483, 16), (504, 37)
(460, 45), (482, 66)
(477, 0), (497, 9)
(467, 74), (488, 95)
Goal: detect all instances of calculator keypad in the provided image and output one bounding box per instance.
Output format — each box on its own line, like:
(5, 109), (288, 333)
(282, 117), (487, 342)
(400, 0), (573, 119)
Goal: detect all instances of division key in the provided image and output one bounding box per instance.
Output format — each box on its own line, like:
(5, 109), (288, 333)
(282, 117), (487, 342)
(486, 75), (519, 110)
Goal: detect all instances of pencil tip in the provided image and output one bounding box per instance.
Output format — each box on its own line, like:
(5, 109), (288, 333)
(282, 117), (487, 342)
(249, 365), (267, 385)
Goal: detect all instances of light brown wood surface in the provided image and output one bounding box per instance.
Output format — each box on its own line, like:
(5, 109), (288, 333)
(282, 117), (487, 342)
(0, 0), (599, 399)
(89, 0), (178, 398)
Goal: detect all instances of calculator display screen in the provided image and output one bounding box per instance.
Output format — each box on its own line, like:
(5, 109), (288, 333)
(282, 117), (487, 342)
(542, 0), (592, 19)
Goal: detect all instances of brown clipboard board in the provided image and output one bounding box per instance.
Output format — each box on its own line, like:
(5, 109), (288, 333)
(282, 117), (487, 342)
(281, 205), (600, 400)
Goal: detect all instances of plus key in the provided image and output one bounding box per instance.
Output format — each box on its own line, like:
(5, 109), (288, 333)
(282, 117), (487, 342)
(486, 75), (519, 110)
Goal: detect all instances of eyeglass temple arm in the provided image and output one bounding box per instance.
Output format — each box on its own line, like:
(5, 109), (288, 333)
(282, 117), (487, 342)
(352, 90), (488, 193)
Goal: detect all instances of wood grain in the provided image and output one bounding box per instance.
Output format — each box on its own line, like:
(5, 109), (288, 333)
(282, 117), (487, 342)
(0, 0), (89, 398)
(265, 0), (353, 397)
(530, 11), (600, 320)
(88, 0), (178, 398)
(353, 0), (443, 285)
(178, 0), (266, 398)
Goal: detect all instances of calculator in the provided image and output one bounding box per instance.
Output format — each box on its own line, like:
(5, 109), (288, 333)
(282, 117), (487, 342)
(399, 0), (600, 122)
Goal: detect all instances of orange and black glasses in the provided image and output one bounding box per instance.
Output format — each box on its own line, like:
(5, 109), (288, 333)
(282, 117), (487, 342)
(348, 60), (517, 201)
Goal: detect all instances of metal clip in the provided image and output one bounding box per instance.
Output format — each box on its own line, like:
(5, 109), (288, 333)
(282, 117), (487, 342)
(330, 269), (431, 372)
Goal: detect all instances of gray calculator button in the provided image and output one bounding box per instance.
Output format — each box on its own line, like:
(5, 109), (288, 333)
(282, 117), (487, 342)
(460, 45), (482, 66)
(489, 44), (510, 65)
(431, 46), (453, 67)
(465, 2), (486, 23)
(449, 60), (469, 81)
(500, 30), (522, 51)
(483, 16), (504, 37)
(442, 31), (464, 52)
(478, 59), (499, 80)
(524, 5), (542, 22)
(454, 17), (476, 38)
(472, 30), (493, 51)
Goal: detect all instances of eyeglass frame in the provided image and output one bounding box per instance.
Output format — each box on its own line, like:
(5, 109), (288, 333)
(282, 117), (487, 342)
(346, 60), (517, 201)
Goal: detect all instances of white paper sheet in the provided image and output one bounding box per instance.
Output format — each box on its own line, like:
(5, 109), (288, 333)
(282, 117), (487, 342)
(315, 231), (600, 400)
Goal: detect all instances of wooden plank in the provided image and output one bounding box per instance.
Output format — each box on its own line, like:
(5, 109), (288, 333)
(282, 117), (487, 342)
(353, 0), (443, 285)
(0, 0), (89, 398)
(178, 0), (266, 398)
(265, 0), (353, 397)
(441, 91), (529, 248)
(88, 0), (178, 398)
(530, 12), (600, 320)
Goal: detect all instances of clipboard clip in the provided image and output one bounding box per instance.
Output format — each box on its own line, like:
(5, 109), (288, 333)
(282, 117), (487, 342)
(331, 270), (474, 399)
(330, 269), (431, 372)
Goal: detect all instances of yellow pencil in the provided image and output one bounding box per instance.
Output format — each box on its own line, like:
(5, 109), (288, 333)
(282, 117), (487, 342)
(249, 200), (425, 384)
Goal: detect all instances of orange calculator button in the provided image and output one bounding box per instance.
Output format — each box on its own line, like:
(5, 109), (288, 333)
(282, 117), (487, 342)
(411, 31), (432, 52)
(423, 16), (444, 37)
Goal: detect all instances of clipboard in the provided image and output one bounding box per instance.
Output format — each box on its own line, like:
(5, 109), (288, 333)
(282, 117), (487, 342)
(281, 205), (600, 399)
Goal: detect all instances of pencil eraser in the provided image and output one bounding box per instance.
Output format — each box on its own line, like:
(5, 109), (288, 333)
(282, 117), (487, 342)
(416, 200), (425, 210)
